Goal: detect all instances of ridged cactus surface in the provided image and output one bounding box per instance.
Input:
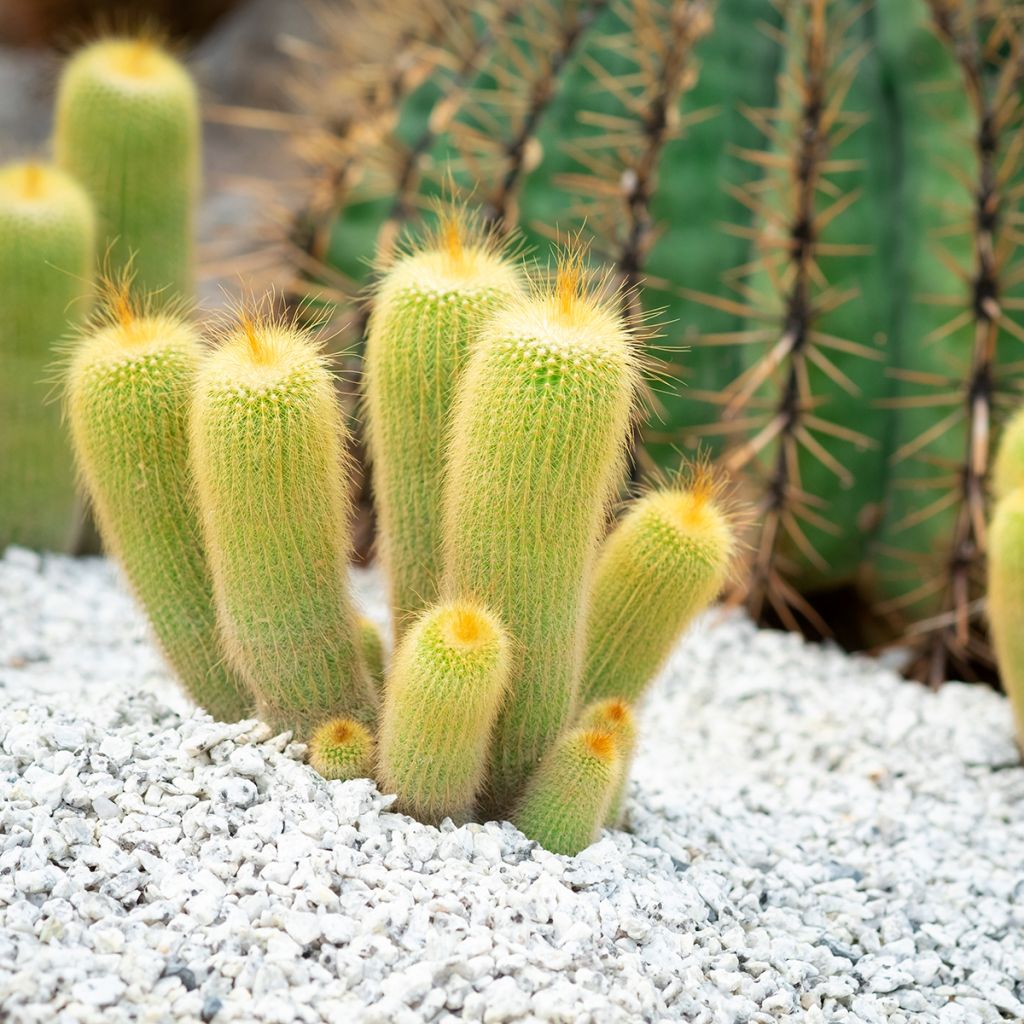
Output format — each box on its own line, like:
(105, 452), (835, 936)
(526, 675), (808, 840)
(444, 259), (638, 809)
(190, 316), (374, 737)
(378, 601), (510, 822)
(1, 162), (94, 552)
(65, 293), (250, 722)
(365, 217), (523, 637)
(55, 37), (198, 303)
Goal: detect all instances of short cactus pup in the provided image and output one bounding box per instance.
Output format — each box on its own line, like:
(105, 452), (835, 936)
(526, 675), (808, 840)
(1, 161), (95, 551)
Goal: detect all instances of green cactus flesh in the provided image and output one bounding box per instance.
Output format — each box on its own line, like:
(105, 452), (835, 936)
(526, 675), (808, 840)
(365, 217), (523, 638)
(190, 317), (375, 738)
(1, 162), (95, 552)
(308, 718), (375, 782)
(512, 727), (622, 856)
(987, 489), (1024, 748)
(582, 477), (733, 706)
(55, 37), (198, 303)
(444, 262), (638, 812)
(65, 295), (250, 721)
(377, 601), (510, 823)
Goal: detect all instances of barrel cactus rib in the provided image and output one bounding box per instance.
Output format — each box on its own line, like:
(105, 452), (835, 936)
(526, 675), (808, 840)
(874, 1), (1024, 683)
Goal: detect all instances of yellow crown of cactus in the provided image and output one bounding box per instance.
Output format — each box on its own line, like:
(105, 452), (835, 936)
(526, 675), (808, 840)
(513, 727), (623, 856)
(65, 287), (250, 721)
(365, 214), (524, 639)
(2, 161), (95, 551)
(444, 252), (639, 811)
(582, 469), (735, 706)
(377, 600), (510, 823)
(190, 314), (375, 738)
(55, 36), (198, 304)
(309, 718), (375, 782)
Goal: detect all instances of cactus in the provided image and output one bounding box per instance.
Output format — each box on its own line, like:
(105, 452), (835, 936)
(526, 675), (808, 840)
(512, 727), (622, 855)
(577, 698), (637, 825)
(64, 287), (250, 722)
(358, 616), (386, 689)
(581, 468), (735, 706)
(1, 161), (94, 552)
(444, 253), (639, 809)
(987, 488), (1024, 746)
(993, 410), (1024, 502)
(190, 314), (375, 738)
(377, 601), (510, 823)
(308, 718), (376, 782)
(365, 213), (523, 637)
(54, 36), (198, 304)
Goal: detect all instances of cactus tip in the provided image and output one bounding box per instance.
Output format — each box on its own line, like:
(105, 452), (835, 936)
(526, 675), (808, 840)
(555, 246), (586, 321)
(581, 728), (617, 763)
(440, 211), (466, 273)
(441, 604), (495, 650)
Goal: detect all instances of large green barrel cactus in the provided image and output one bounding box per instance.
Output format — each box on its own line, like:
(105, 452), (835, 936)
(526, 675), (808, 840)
(1, 162), (94, 552)
(55, 36), (199, 304)
(252, 0), (1024, 683)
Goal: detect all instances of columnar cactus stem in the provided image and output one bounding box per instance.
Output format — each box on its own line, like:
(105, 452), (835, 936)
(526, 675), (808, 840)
(378, 601), (510, 823)
(577, 698), (636, 825)
(358, 616), (386, 690)
(190, 315), (375, 738)
(512, 727), (622, 855)
(366, 214), (523, 638)
(1, 161), (94, 551)
(55, 36), (198, 303)
(987, 489), (1024, 747)
(444, 253), (638, 811)
(308, 718), (376, 782)
(581, 470), (734, 706)
(65, 289), (250, 721)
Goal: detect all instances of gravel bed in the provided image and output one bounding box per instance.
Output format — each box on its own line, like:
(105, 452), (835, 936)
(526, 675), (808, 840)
(1, 546), (1023, 1024)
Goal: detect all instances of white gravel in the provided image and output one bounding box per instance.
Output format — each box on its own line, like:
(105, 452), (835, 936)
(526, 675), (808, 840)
(1, 546), (1023, 1024)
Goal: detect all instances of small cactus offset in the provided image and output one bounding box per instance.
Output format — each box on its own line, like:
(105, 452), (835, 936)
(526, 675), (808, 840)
(64, 287), (250, 722)
(443, 252), (639, 810)
(190, 313), (375, 738)
(377, 601), (510, 823)
(308, 718), (376, 782)
(576, 698), (637, 826)
(582, 467), (735, 707)
(1, 161), (94, 551)
(365, 213), (523, 637)
(512, 728), (623, 856)
(55, 36), (199, 304)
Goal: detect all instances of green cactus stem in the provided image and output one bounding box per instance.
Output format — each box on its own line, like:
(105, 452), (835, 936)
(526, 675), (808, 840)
(308, 718), (376, 782)
(577, 698), (637, 826)
(190, 314), (375, 738)
(358, 616), (386, 690)
(512, 727), (622, 855)
(65, 288), (250, 721)
(581, 469), (735, 706)
(365, 213), (523, 638)
(1, 161), (95, 552)
(377, 601), (510, 824)
(987, 488), (1024, 748)
(54, 36), (198, 304)
(444, 253), (639, 812)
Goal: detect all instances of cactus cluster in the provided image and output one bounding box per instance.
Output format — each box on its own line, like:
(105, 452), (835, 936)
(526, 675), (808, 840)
(66, 211), (735, 853)
(1, 34), (198, 553)
(241, 0), (1024, 686)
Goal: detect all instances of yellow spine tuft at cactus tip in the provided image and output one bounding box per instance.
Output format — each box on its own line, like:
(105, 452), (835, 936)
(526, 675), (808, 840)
(512, 727), (623, 856)
(444, 250), (639, 814)
(378, 600), (510, 824)
(190, 313), (375, 739)
(577, 698), (637, 826)
(65, 284), (250, 721)
(55, 36), (198, 304)
(308, 718), (375, 782)
(365, 212), (523, 639)
(581, 464), (735, 707)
